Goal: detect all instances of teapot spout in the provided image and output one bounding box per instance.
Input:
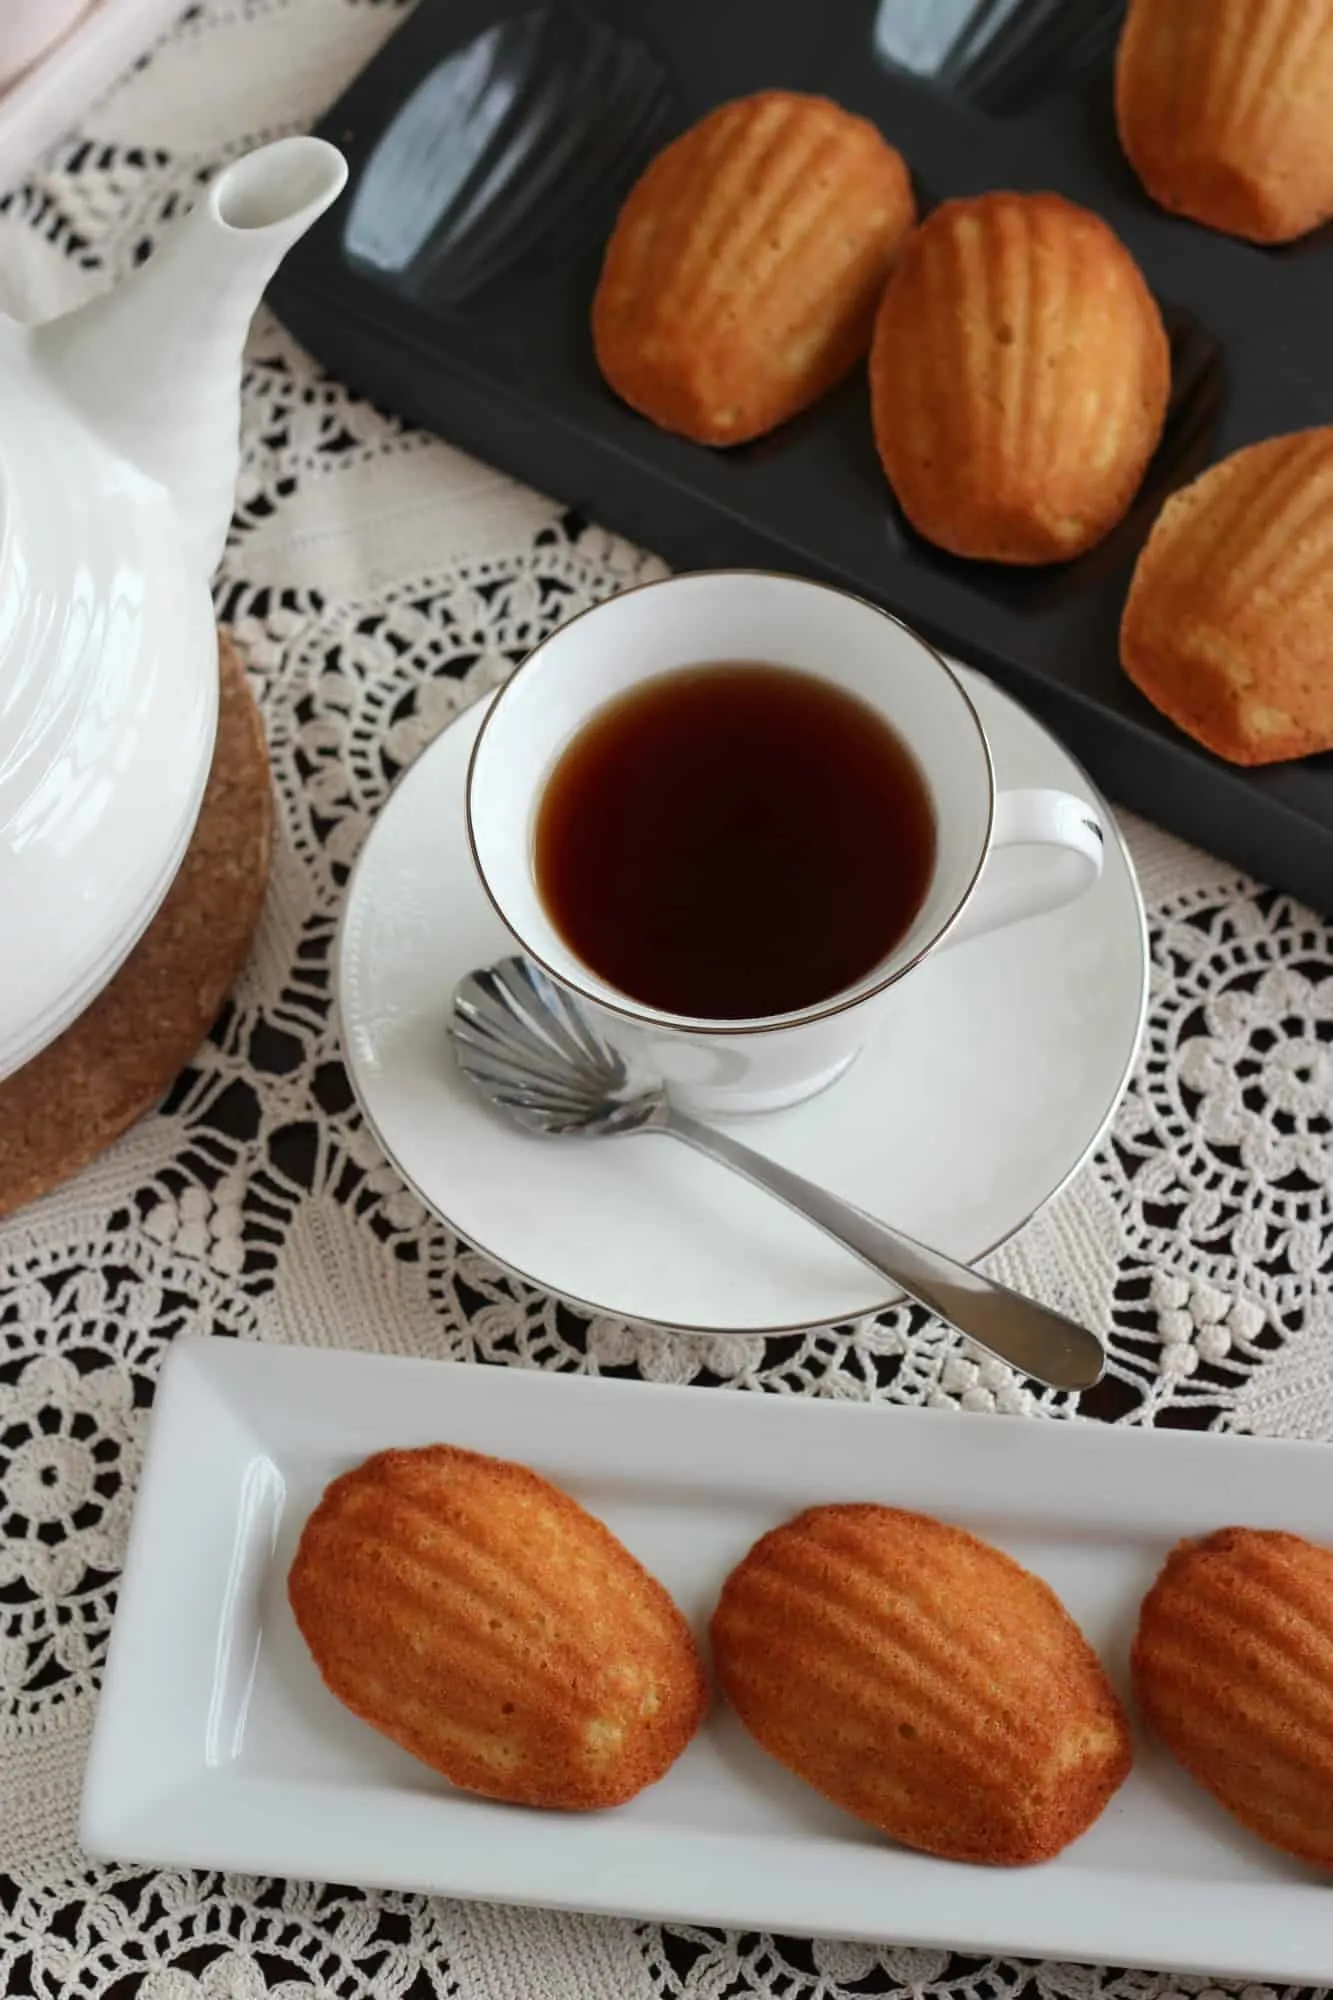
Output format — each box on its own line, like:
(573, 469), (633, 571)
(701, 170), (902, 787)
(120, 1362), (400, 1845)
(29, 138), (347, 576)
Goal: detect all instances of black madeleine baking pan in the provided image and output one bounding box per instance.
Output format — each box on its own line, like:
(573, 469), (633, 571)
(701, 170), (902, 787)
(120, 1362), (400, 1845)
(267, 0), (1333, 912)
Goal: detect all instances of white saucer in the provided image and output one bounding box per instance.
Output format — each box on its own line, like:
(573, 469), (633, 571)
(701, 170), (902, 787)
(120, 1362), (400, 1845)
(337, 666), (1148, 1334)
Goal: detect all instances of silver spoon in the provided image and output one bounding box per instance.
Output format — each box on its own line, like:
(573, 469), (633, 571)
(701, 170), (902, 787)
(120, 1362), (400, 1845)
(449, 956), (1106, 1391)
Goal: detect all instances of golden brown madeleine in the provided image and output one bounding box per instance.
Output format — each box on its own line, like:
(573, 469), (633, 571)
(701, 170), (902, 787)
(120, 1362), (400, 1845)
(289, 1444), (707, 1809)
(1133, 1527), (1333, 1868)
(1115, 0), (1333, 244)
(1121, 427), (1333, 764)
(592, 91), (915, 446)
(712, 1504), (1131, 1864)
(870, 191), (1170, 565)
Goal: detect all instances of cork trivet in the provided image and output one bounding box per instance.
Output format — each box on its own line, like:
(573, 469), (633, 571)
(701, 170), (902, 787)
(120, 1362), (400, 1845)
(0, 630), (272, 1218)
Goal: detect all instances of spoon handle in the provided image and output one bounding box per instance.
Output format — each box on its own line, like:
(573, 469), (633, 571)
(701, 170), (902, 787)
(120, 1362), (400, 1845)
(661, 1108), (1105, 1391)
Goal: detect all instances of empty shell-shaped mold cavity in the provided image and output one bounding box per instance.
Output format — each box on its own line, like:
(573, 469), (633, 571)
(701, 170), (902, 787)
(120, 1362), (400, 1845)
(872, 0), (1125, 116)
(343, 5), (674, 307)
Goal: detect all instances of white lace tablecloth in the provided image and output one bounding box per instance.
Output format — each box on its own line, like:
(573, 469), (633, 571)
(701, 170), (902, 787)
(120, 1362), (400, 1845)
(2, 3), (1331, 1995)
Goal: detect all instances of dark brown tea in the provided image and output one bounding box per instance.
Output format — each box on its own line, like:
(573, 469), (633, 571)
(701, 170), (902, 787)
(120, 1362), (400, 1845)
(534, 662), (936, 1019)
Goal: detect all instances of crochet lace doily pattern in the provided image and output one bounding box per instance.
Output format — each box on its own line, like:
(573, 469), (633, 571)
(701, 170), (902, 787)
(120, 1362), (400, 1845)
(1, 4), (1330, 1996)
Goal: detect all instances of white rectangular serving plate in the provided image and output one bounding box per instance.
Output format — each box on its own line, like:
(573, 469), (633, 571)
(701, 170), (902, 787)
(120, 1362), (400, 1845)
(83, 1337), (1333, 1980)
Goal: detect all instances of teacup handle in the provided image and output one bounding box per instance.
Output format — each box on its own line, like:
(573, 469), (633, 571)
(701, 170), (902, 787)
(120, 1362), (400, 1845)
(941, 788), (1104, 950)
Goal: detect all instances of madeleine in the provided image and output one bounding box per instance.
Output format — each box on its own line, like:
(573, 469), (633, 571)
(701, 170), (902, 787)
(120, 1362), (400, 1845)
(1121, 427), (1333, 764)
(870, 191), (1170, 564)
(1116, 0), (1333, 244)
(289, 1443), (707, 1809)
(713, 1503), (1131, 1864)
(1134, 1526), (1333, 1868)
(593, 90), (915, 446)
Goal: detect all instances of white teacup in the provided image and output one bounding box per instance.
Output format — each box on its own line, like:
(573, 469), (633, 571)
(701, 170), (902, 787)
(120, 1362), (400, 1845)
(467, 571), (1103, 1115)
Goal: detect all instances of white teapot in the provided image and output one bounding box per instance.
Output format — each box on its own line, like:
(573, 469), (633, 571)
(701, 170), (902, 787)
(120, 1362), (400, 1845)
(0, 138), (346, 1080)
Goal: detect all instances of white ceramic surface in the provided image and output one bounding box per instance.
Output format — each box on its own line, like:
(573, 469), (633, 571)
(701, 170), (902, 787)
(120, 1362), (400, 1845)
(338, 663), (1147, 1332)
(82, 1335), (1333, 1982)
(0, 137), (346, 1082)
(0, 0), (90, 90)
(0, 0), (189, 191)
(468, 573), (1104, 1112)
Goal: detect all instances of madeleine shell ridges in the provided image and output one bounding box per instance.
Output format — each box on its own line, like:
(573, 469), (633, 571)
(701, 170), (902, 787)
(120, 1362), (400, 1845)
(592, 89), (915, 446)
(1120, 426), (1333, 764)
(711, 1503), (1132, 1865)
(1115, 0), (1333, 244)
(288, 1443), (708, 1810)
(1133, 1526), (1333, 1869)
(869, 191), (1170, 565)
